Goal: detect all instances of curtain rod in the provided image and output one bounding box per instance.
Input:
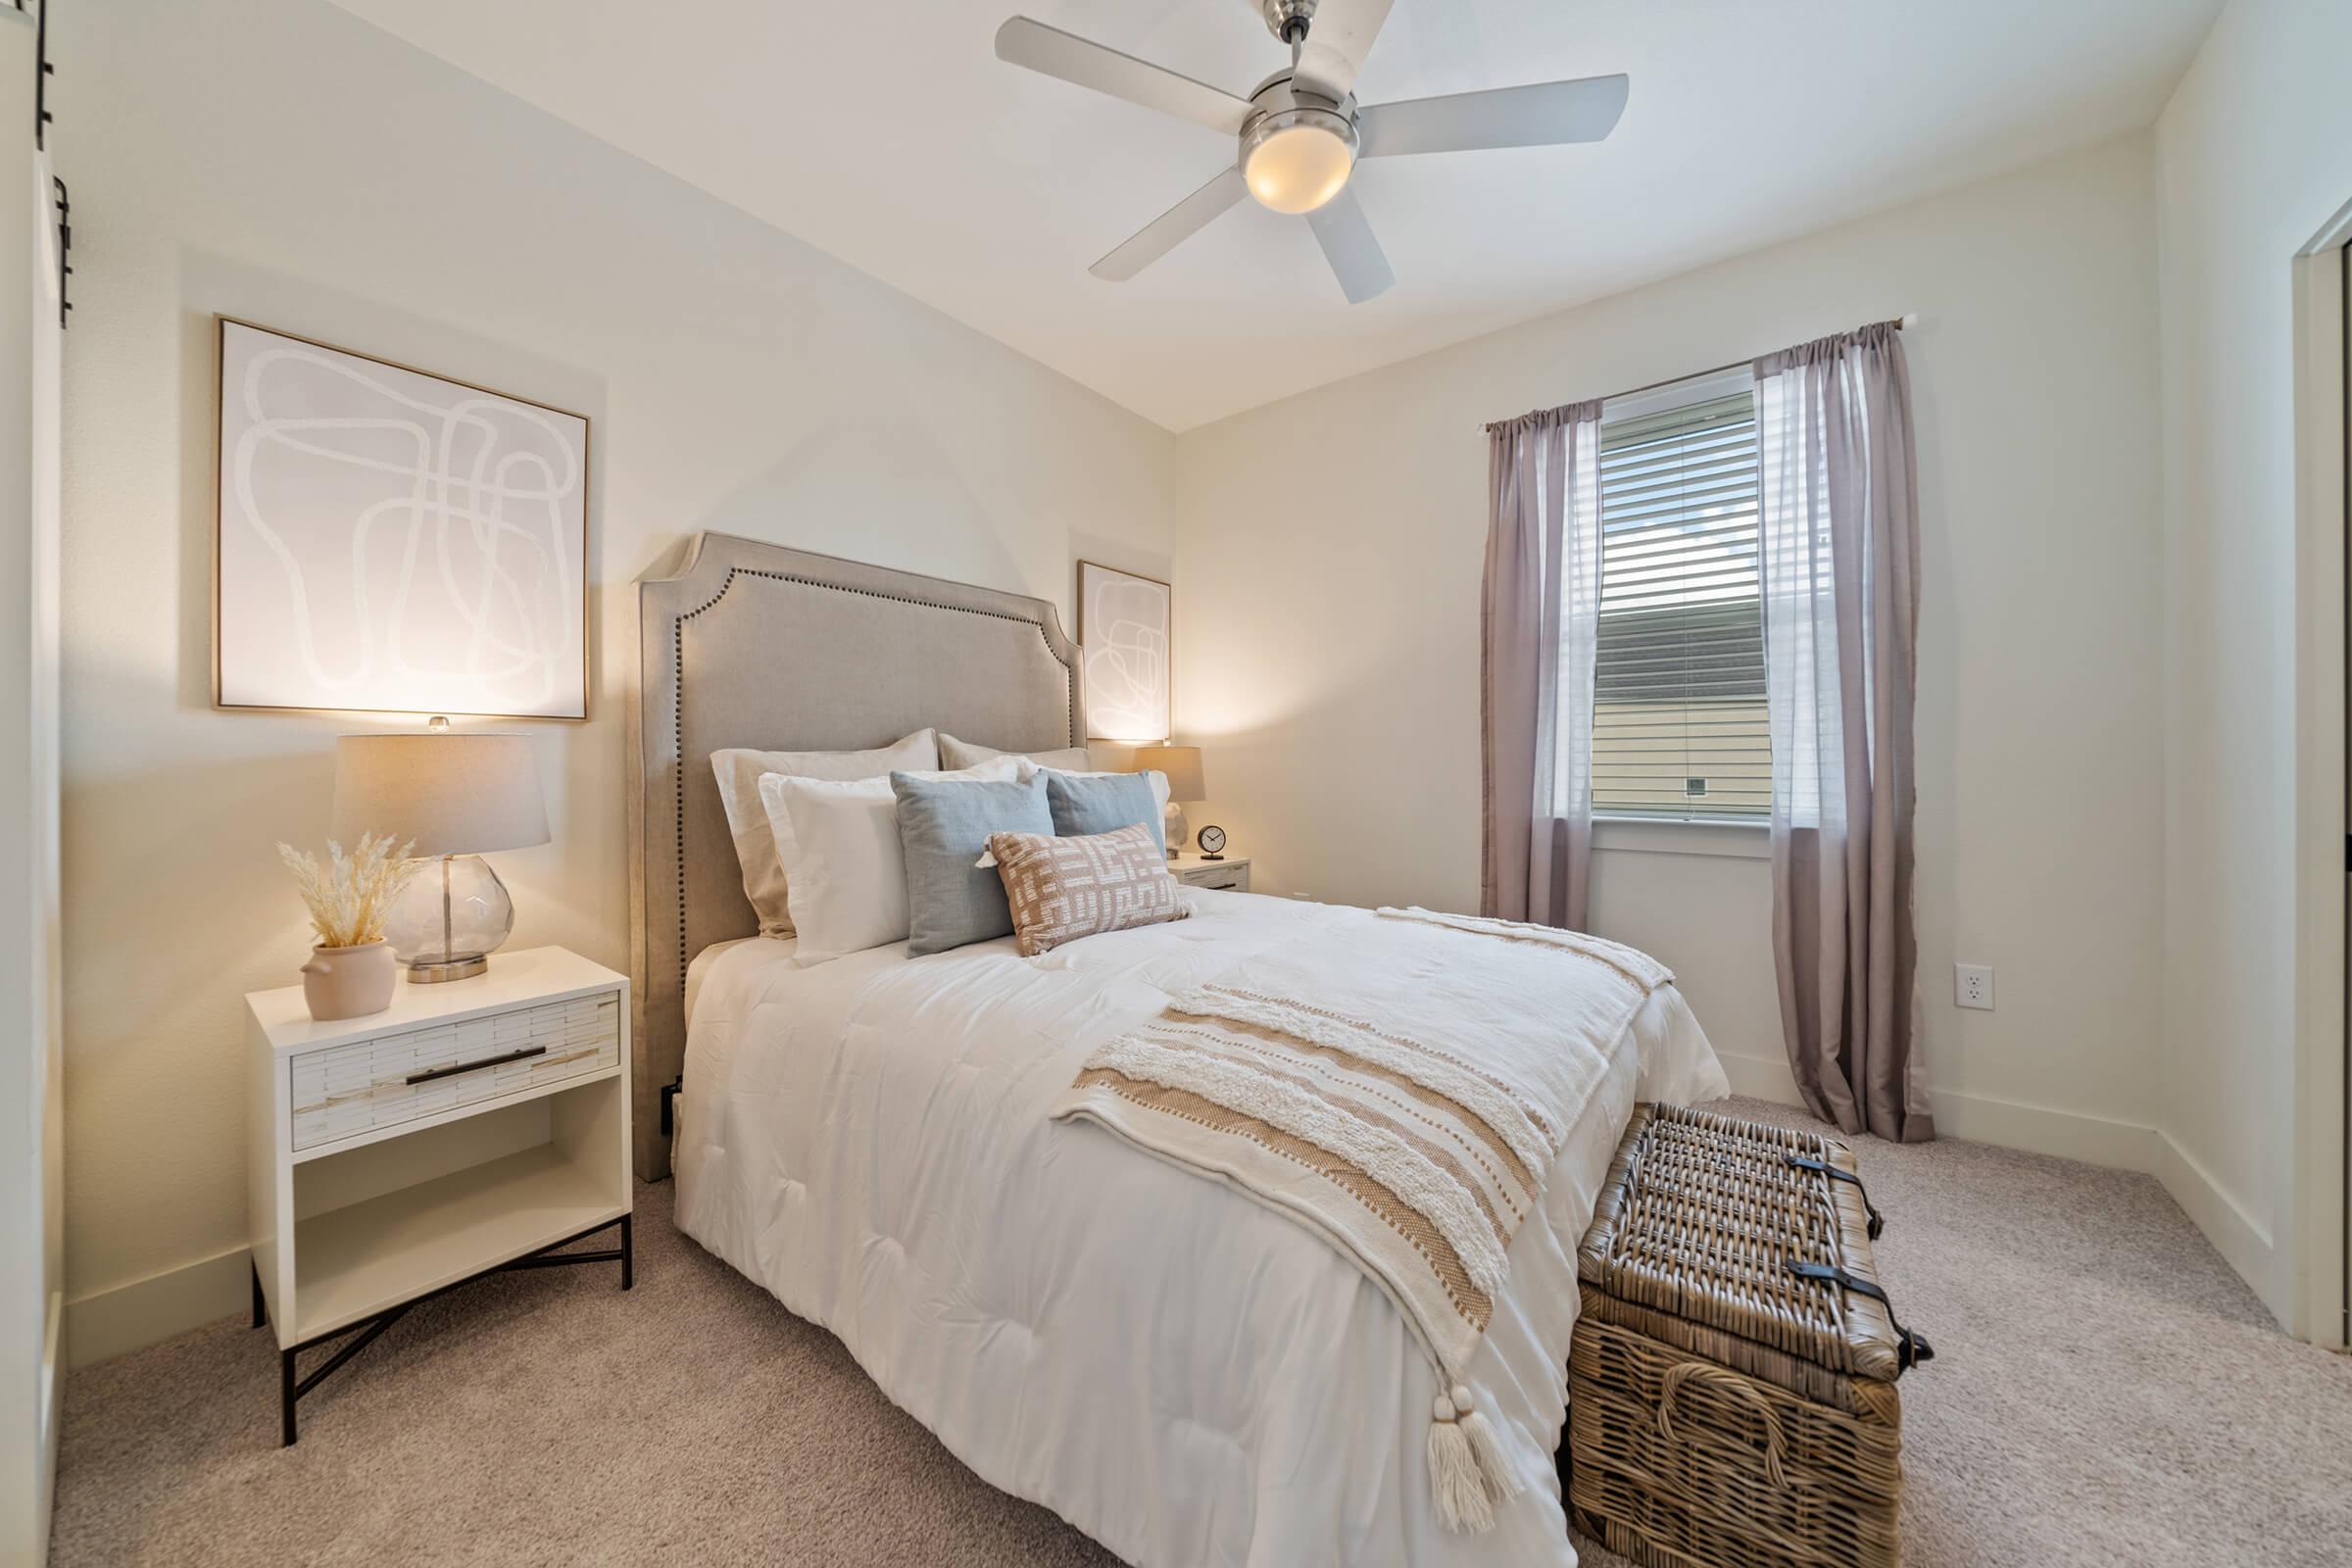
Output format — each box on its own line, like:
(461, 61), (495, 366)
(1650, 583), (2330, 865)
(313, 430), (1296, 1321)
(1479, 314), (1919, 433)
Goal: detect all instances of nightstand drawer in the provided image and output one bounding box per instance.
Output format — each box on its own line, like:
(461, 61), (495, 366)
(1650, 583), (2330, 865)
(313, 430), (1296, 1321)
(1177, 863), (1249, 892)
(289, 990), (620, 1152)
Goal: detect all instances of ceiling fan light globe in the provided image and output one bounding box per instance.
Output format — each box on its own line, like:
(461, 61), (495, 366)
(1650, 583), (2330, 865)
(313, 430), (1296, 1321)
(1240, 108), (1357, 215)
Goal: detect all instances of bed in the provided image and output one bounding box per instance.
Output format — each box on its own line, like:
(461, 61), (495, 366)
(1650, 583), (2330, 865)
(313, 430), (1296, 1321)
(629, 534), (1728, 1566)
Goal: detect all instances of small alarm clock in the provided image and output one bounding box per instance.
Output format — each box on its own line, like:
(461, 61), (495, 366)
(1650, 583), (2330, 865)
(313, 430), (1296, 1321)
(1196, 824), (1227, 860)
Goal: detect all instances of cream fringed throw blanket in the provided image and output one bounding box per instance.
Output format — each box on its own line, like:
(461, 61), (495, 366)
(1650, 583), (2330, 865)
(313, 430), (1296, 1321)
(1050, 906), (1672, 1533)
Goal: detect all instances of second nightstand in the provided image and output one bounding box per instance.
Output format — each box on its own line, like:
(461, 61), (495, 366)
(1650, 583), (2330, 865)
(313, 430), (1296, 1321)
(1170, 854), (1250, 893)
(246, 947), (631, 1445)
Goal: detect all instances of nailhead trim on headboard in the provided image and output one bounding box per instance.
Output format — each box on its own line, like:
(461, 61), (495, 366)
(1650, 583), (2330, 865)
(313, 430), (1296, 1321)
(666, 566), (1079, 991)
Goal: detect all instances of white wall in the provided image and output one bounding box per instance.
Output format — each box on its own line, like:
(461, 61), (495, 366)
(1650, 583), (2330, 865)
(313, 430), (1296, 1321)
(2152, 0), (2352, 1327)
(56, 0), (1178, 1361)
(1173, 134), (2168, 1165)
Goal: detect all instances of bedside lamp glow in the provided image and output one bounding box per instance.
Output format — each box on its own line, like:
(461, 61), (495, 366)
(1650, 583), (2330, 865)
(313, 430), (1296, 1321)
(1133, 744), (1204, 859)
(330, 722), (550, 983)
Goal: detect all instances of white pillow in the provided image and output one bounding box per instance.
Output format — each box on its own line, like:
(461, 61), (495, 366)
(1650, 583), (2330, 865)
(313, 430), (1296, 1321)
(760, 755), (1029, 964)
(939, 733), (1094, 772)
(710, 730), (938, 935)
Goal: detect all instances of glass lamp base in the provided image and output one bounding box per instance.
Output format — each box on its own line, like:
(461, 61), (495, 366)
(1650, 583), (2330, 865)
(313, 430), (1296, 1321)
(386, 855), (514, 983)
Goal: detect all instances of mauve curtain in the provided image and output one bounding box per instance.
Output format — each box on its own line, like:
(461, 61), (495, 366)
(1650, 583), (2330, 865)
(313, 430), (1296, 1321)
(1755, 321), (1932, 1142)
(1482, 399), (1603, 929)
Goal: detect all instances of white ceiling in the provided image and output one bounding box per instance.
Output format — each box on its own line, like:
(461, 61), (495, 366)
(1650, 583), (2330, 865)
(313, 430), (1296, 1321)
(329, 0), (2220, 431)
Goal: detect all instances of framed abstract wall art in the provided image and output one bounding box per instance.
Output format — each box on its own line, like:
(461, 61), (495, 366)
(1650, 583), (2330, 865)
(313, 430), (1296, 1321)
(214, 318), (590, 719)
(1077, 560), (1171, 743)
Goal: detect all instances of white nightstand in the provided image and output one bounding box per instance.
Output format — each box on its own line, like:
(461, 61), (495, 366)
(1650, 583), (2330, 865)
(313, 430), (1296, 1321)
(1170, 854), (1250, 893)
(246, 947), (631, 1445)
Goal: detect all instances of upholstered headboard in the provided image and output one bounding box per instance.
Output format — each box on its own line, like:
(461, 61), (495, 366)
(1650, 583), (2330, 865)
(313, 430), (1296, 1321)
(627, 533), (1083, 1177)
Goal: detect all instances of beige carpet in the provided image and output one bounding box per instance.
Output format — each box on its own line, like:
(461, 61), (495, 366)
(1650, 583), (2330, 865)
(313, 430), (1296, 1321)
(52, 1097), (2352, 1566)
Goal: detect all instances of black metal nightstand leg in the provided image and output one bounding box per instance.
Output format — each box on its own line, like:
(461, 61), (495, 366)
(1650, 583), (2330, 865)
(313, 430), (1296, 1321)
(264, 1215), (631, 1447)
(251, 1261), (266, 1330)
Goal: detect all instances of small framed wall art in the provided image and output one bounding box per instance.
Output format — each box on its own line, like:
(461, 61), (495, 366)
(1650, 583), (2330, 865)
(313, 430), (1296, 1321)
(215, 318), (591, 719)
(1077, 560), (1171, 743)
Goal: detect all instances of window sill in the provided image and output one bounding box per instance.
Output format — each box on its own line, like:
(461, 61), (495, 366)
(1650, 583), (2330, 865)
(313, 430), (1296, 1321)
(1591, 816), (1771, 860)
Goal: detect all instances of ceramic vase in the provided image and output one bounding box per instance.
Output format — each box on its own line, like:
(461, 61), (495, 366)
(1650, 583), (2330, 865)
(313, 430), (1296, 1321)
(300, 940), (396, 1021)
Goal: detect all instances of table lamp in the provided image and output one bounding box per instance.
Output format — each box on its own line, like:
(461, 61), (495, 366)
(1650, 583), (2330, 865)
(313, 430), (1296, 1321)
(330, 720), (551, 982)
(1133, 744), (1205, 858)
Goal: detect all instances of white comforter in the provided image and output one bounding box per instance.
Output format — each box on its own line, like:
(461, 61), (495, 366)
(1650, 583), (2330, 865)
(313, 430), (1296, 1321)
(674, 890), (1727, 1567)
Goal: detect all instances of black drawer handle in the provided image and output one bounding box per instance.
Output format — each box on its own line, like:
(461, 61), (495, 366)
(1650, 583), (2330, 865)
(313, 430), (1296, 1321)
(406, 1045), (547, 1086)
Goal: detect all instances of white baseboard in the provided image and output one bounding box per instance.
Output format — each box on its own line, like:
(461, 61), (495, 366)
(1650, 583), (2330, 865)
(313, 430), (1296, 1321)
(1714, 1051), (1804, 1105)
(1924, 1087), (2161, 1172)
(2153, 1130), (2280, 1319)
(1715, 1050), (2298, 1321)
(1712, 1052), (2161, 1172)
(66, 1244), (252, 1370)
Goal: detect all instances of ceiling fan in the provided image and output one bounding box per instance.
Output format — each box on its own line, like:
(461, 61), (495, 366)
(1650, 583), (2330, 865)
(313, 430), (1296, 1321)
(994, 0), (1628, 304)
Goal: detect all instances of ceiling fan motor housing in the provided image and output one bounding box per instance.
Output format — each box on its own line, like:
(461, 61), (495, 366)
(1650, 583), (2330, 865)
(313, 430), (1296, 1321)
(1242, 71), (1357, 142)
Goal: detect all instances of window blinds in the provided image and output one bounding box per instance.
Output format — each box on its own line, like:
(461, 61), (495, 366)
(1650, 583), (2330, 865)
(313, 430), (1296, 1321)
(1592, 388), (1768, 819)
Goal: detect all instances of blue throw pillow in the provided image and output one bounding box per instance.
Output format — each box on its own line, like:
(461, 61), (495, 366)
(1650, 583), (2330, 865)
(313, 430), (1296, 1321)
(1044, 770), (1164, 855)
(891, 771), (1055, 956)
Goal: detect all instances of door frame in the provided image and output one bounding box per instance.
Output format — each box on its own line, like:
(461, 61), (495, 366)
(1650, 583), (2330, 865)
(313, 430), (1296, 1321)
(2290, 208), (2351, 1349)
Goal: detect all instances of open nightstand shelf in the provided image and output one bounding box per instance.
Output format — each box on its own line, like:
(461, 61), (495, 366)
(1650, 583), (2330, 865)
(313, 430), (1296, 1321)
(246, 948), (631, 1445)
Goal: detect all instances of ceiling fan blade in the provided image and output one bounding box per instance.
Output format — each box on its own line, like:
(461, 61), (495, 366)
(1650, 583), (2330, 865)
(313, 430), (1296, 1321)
(996, 17), (1253, 135)
(1091, 167), (1250, 282)
(1291, 0), (1397, 103)
(1305, 187), (1395, 305)
(1357, 74), (1629, 158)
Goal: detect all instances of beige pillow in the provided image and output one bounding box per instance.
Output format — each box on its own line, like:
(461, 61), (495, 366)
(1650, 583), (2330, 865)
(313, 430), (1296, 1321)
(939, 733), (1093, 772)
(710, 729), (938, 935)
(985, 822), (1189, 957)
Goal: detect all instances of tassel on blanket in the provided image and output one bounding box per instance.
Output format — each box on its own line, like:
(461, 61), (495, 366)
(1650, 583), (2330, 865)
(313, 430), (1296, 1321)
(1428, 1385), (1520, 1533)
(1455, 1384), (1524, 1502)
(1428, 1393), (1494, 1534)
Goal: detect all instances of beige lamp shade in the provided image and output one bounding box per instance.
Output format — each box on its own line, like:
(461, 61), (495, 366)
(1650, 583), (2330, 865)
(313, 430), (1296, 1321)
(1134, 744), (1205, 802)
(330, 732), (551, 858)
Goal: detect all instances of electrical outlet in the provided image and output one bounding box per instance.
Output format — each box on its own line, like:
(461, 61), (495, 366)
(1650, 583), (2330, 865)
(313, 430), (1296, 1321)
(1954, 963), (1994, 1010)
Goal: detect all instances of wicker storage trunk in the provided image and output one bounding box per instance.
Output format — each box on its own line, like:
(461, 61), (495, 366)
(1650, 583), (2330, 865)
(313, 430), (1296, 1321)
(1568, 1105), (1931, 1568)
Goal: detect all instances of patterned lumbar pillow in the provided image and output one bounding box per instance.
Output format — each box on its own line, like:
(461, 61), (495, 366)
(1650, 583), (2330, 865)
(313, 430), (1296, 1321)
(985, 822), (1190, 957)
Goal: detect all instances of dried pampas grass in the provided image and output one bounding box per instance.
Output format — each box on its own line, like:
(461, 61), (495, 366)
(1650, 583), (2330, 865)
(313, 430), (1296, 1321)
(277, 831), (418, 950)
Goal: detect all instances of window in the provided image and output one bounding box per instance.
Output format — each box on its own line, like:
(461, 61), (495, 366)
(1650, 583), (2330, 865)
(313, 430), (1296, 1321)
(1590, 379), (1767, 820)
